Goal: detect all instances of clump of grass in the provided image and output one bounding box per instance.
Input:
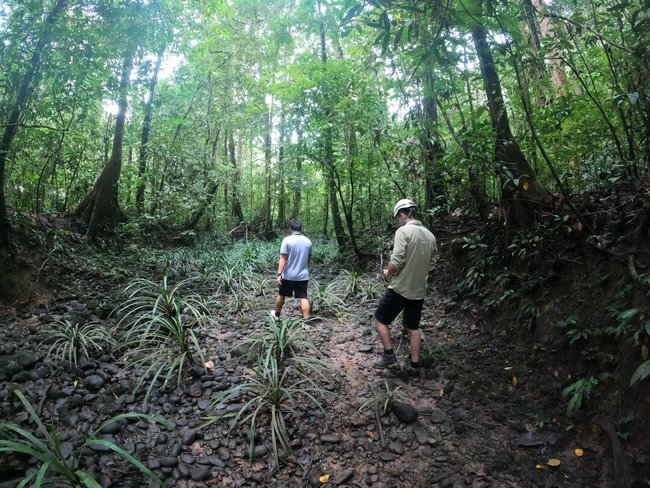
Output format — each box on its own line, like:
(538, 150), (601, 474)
(41, 319), (115, 370)
(112, 276), (215, 402)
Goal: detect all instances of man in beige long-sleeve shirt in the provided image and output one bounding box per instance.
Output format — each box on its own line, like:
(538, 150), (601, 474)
(373, 199), (437, 375)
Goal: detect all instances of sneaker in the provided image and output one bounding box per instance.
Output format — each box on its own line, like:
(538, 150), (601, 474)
(373, 353), (400, 370)
(269, 309), (280, 321)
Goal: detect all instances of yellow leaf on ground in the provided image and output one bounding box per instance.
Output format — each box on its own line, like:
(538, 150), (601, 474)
(575, 448), (584, 457)
(512, 375), (518, 386)
(536, 464), (543, 469)
(547, 458), (561, 467)
(319, 474), (330, 483)
(522, 182), (529, 191)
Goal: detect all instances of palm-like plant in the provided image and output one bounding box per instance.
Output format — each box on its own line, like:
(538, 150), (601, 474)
(215, 263), (244, 294)
(357, 379), (410, 415)
(112, 276), (214, 402)
(0, 390), (169, 487)
(203, 354), (325, 466)
(309, 279), (347, 316)
(41, 320), (115, 370)
(336, 270), (362, 297)
(359, 277), (383, 303)
(235, 317), (330, 377)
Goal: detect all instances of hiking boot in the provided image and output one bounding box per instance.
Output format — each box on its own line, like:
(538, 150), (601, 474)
(406, 365), (422, 379)
(373, 353), (400, 370)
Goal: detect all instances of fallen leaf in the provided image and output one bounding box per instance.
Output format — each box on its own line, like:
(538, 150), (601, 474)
(512, 375), (518, 387)
(547, 458), (561, 467)
(522, 182), (529, 191)
(319, 474), (330, 483)
(204, 360), (215, 369)
(575, 448), (584, 457)
(536, 464), (544, 469)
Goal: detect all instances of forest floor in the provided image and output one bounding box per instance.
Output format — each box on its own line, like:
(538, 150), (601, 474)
(0, 217), (644, 487)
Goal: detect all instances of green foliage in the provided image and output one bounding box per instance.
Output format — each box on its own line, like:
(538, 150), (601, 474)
(112, 276), (214, 402)
(562, 376), (598, 418)
(0, 390), (167, 486)
(630, 360), (650, 387)
(41, 319), (115, 370)
(203, 354), (327, 466)
(309, 279), (347, 316)
(357, 379), (410, 416)
(234, 317), (329, 376)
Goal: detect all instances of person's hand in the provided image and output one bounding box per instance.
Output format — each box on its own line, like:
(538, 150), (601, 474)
(382, 268), (390, 280)
(275, 275), (282, 285)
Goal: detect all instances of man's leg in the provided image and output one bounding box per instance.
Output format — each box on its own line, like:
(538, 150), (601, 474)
(408, 328), (422, 363)
(299, 298), (310, 319)
(274, 295), (285, 318)
(375, 320), (394, 351)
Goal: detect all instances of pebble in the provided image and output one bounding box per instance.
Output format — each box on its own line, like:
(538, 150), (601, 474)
(431, 409), (447, 424)
(378, 452), (396, 462)
(83, 375), (105, 391)
(159, 456), (179, 468)
(252, 444), (269, 459)
(388, 441), (405, 455)
(320, 434), (341, 444)
(190, 466), (211, 481)
(182, 429), (197, 445)
(332, 468), (355, 484)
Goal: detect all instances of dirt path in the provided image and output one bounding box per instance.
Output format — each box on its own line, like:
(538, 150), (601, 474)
(272, 281), (607, 488)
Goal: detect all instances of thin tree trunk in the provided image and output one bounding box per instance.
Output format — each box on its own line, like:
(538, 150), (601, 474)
(0, 0), (68, 253)
(74, 52), (133, 238)
(136, 45), (165, 212)
(421, 71), (444, 228)
(277, 116), (286, 225)
(229, 131), (243, 223)
(292, 131), (303, 218)
(471, 22), (548, 230)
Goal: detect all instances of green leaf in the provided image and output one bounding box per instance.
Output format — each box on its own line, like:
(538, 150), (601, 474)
(84, 439), (162, 485)
(341, 4), (363, 24)
(620, 308), (640, 320)
(75, 470), (103, 487)
(630, 360), (650, 386)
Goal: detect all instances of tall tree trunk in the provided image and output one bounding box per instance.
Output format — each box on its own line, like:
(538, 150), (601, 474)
(520, 0), (552, 106)
(421, 70), (445, 228)
(229, 131), (243, 223)
(318, 0), (347, 251)
(292, 130), (303, 218)
(0, 0), (68, 254)
(263, 108), (273, 233)
(471, 22), (548, 230)
(531, 0), (569, 99)
(136, 45), (165, 213)
(277, 116), (286, 225)
(74, 52), (133, 238)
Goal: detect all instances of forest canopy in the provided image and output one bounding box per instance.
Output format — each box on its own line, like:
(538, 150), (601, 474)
(0, 0), (647, 251)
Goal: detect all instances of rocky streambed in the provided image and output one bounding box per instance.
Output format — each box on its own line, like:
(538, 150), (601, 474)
(0, 273), (607, 488)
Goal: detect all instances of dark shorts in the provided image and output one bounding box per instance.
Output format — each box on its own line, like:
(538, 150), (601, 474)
(279, 279), (309, 299)
(374, 289), (424, 330)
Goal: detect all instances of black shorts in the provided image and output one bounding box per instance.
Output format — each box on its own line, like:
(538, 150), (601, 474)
(374, 289), (423, 330)
(278, 279), (309, 299)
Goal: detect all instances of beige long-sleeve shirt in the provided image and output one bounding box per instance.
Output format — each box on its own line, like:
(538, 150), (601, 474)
(389, 220), (437, 300)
